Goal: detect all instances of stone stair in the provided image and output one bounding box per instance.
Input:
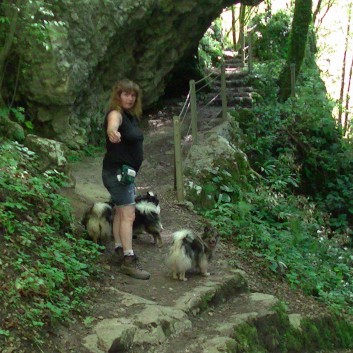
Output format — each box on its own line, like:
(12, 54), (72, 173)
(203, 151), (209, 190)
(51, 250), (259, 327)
(202, 52), (255, 109)
(80, 267), (353, 353)
(82, 270), (248, 353)
(151, 291), (281, 353)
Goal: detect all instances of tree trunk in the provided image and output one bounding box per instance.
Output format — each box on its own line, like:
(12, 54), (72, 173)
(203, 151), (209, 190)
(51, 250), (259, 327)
(313, 0), (335, 32)
(0, 1), (21, 107)
(312, 0), (323, 24)
(231, 5), (237, 51)
(338, 3), (352, 129)
(239, 4), (246, 62)
(344, 54), (353, 135)
(277, 0), (313, 102)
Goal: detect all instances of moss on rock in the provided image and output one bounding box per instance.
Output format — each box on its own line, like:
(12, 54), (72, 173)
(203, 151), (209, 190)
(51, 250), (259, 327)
(229, 305), (353, 353)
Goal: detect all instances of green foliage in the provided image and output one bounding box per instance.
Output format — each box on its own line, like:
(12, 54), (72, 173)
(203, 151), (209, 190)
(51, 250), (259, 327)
(196, 33), (353, 317)
(235, 57), (353, 232)
(250, 10), (292, 61)
(0, 106), (34, 130)
(0, 1), (64, 109)
(185, 159), (252, 212)
(198, 18), (225, 70)
(229, 303), (353, 352)
(0, 1), (58, 51)
(0, 141), (101, 350)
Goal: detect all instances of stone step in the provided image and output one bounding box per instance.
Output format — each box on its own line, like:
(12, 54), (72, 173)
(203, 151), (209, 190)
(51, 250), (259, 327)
(214, 71), (249, 80)
(150, 292), (280, 353)
(212, 82), (251, 90)
(228, 96), (254, 107)
(81, 270), (248, 353)
(149, 292), (353, 353)
(224, 57), (243, 65)
(225, 77), (250, 87)
(209, 87), (253, 96)
(202, 94), (253, 108)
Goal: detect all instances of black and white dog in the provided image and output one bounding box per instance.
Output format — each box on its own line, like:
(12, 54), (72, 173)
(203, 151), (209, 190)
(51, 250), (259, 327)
(133, 191), (163, 247)
(166, 226), (219, 281)
(81, 191), (163, 247)
(81, 202), (113, 246)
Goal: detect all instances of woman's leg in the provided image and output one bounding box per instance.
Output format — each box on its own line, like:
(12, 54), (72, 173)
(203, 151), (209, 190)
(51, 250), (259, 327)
(118, 205), (150, 280)
(102, 168), (150, 279)
(112, 207), (122, 246)
(116, 205), (135, 252)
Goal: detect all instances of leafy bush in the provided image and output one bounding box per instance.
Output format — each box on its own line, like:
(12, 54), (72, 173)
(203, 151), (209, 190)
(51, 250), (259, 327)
(198, 18), (225, 70)
(233, 54), (353, 232)
(250, 10), (292, 61)
(195, 20), (353, 317)
(0, 141), (101, 350)
(203, 177), (353, 315)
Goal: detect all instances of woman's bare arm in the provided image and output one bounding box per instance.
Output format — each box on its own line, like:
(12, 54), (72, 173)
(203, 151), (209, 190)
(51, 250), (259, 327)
(107, 110), (122, 143)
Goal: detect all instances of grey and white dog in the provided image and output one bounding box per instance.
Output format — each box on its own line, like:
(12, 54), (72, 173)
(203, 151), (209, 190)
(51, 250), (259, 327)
(82, 191), (163, 247)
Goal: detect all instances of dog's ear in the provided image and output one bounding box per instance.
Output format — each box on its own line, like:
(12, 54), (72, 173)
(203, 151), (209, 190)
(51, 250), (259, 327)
(135, 194), (143, 203)
(147, 191), (157, 198)
(204, 225), (218, 237)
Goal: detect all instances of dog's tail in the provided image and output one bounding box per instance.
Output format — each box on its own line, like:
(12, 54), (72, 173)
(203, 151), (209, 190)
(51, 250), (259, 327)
(82, 202), (113, 244)
(172, 229), (194, 246)
(166, 229), (194, 273)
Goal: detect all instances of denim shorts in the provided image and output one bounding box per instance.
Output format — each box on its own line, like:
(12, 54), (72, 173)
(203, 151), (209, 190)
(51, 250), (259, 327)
(102, 168), (136, 207)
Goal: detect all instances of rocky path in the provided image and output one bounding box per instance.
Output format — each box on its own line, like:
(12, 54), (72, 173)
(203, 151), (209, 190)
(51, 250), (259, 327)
(56, 104), (352, 353)
(55, 57), (353, 353)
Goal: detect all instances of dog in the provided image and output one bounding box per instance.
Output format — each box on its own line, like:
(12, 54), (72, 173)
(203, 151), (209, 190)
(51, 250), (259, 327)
(81, 191), (163, 247)
(167, 226), (220, 281)
(133, 191), (163, 247)
(81, 202), (113, 246)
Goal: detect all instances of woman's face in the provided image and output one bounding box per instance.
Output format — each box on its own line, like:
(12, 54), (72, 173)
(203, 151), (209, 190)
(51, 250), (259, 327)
(120, 91), (137, 110)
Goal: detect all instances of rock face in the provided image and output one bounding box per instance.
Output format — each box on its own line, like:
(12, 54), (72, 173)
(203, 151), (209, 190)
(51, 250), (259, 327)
(9, 0), (263, 148)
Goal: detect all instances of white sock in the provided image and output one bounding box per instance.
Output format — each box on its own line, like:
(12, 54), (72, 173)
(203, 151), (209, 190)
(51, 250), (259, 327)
(115, 243), (122, 249)
(124, 250), (134, 257)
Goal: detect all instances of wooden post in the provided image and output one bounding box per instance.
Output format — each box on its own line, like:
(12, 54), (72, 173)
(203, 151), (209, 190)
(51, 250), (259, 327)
(290, 63), (296, 98)
(173, 116), (184, 202)
(221, 63), (227, 120)
(189, 80), (198, 144)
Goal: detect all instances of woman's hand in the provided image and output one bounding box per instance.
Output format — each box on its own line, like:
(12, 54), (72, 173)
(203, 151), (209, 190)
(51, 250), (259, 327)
(108, 129), (121, 143)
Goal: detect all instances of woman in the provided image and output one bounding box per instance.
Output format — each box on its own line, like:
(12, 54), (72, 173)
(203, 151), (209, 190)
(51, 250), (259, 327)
(102, 79), (150, 280)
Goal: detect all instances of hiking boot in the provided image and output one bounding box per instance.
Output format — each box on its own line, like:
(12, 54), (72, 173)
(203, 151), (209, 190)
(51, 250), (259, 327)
(120, 255), (150, 280)
(110, 246), (124, 266)
(115, 246), (124, 257)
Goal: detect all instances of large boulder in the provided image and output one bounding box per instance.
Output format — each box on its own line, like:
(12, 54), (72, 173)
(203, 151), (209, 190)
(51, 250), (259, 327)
(24, 134), (70, 175)
(3, 0), (263, 148)
(183, 117), (252, 208)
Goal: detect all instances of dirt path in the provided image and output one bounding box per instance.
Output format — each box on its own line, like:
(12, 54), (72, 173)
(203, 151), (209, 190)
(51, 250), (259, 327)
(62, 102), (235, 300)
(53, 101), (344, 353)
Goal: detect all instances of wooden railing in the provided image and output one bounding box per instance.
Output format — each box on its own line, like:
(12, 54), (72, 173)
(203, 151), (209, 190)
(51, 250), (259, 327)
(173, 63), (227, 202)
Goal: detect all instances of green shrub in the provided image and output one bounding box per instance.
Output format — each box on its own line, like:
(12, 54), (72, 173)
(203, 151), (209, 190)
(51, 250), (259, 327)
(250, 10), (292, 61)
(198, 18), (225, 70)
(0, 141), (101, 350)
(200, 32), (353, 317)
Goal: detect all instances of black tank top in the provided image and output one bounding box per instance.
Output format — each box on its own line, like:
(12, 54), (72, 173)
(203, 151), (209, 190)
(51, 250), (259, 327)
(102, 110), (144, 172)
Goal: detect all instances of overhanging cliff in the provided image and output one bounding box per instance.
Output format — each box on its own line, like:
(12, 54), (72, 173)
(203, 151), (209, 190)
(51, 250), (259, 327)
(3, 0), (263, 147)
